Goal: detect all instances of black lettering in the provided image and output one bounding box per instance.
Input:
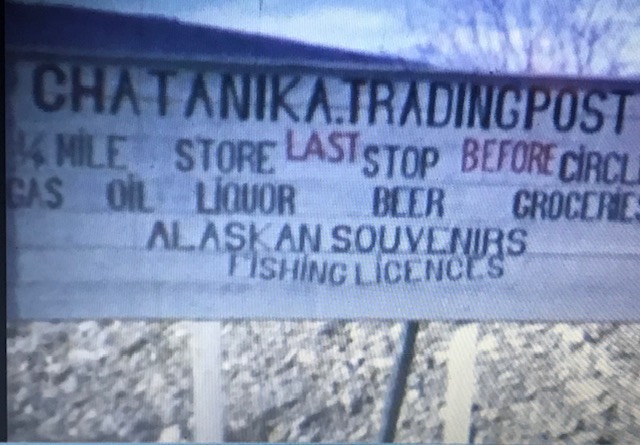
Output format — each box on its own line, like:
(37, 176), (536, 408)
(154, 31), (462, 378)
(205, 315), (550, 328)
(299, 224), (321, 252)
(331, 225), (351, 253)
(399, 81), (422, 126)
(308, 259), (327, 283)
(487, 255), (504, 278)
(278, 184), (295, 215)
(495, 85), (520, 130)
(107, 135), (127, 169)
(344, 78), (366, 124)
(559, 151), (580, 183)
(248, 223), (271, 251)
(257, 140), (276, 174)
(426, 188), (445, 217)
(329, 262), (347, 285)
(425, 259), (444, 281)
(199, 222), (221, 250)
(427, 82), (453, 127)
(224, 222), (246, 251)
(513, 190), (530, 219)
(553, 88), (578, 132)
(175, 139), (194, 172)
(454, 83), (466, 127)
(196, 181), (215, 214)
(146, 220), (171, 249)
(305, 78), (332, 123)
(612, 90), (634, 134)
(446, 257), (463, 280)
(404, 259), (421, 284)
(406, 226), (424, 253)
(368, 79), (394, 124)
(148, 69), (176, 116)
(579, 90), (606, 134)
(355, 225), (376, 253)
(372, 187), (389, 216)
(524, 86), (550, 130)
(380, 226), (401, 253)
(56, 133), (78, 167)
(33, 63), (65, 112)
(385, 260), (402, 283)
(44, 176), (63, 209)
(260, 257), (278, 280)
(255, 74), (267, 120)
(221, 73), (250, 120)
(185, 73), (213, 117)
(468, 84), (493, 129)
(110, 69), (140, 115)
(362, 145), (379, 178)
(383, 145), (400, 178)
(71, 66), (104, 113)
(271, 75), (300, 122)
(275, 224), (296, 251)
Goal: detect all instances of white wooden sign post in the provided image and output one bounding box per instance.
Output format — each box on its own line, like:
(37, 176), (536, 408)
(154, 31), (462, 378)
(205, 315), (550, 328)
(442, 324), (479, 444)
(190, 321), (223, 442)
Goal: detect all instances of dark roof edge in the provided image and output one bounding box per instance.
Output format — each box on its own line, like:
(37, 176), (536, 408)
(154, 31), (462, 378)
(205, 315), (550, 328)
(4, 1), (432, 71)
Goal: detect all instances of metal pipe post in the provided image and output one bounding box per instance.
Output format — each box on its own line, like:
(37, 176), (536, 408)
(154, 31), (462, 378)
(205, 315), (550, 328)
(378, 320), (420, 443)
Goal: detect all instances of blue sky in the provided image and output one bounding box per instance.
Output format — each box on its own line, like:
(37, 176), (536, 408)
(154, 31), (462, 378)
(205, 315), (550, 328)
(18, 0), (427, 57)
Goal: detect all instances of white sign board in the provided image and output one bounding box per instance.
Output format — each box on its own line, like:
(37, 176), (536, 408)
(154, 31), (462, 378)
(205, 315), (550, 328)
(6, 53), (640, 321)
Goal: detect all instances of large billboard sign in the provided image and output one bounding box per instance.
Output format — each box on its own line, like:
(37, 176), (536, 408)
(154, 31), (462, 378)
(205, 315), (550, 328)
(6, 52), (640, 320)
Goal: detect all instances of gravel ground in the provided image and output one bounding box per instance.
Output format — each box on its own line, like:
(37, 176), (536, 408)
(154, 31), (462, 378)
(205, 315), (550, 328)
(7, 320), (193, 442)
(471, 323), (640, 444)
(222, 321), (457, 442)
(7, 320), (640, 443)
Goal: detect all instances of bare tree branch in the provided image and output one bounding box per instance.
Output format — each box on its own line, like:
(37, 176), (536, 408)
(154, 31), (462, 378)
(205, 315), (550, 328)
(409, 0), (640, 76)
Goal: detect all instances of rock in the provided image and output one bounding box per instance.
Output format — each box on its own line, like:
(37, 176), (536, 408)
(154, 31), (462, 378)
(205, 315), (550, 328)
(36, 417), (61, 438)
(45, 362), (64, 374)
(278, 350), (297, 373)
(121, 337), (148, 357)
(268, 423), (290, 442)
(14, 387), (28, 405)
(149, 373), (165, 392)
(317, 321), (342, 337)
(351, 424), (369, 440)
(340, 390), (363, 415)
(477, 333), (499, 353)
(68, 348), (102, 364)
(77, 320), (99, 335)
(99, 415), (118, 437)
(158, 424), (181, 442)
(81, 409), (98, 422)
(297, 349), (315, 366)
(554, 325), (585, 350)
(59, 374), (78, 393)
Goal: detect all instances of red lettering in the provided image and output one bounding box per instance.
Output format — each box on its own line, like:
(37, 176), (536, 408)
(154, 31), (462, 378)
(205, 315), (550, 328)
(462, 138), (479, 172)
(305, 132), (324, 160)
(344, 131), (359, 162)
(511, 141), (528, 173)
(286, 129), (360, 163)
(498, 140), (511, 170)
(481, 139), (497, 172)
(462, 136), (557, 176)
(327, 132), (345, 163)
(286, 129), (305, 161)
